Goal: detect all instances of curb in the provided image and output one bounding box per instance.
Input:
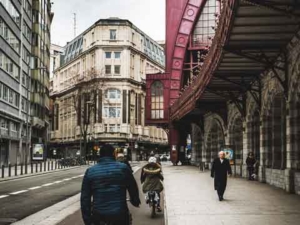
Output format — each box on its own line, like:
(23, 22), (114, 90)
(12, 193), (81, 225)
(0, 166), (86, 183)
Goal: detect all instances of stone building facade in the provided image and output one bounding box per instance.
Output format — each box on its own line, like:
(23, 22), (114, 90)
(50, 18), (168, 160)
(190, 31), (300, 194)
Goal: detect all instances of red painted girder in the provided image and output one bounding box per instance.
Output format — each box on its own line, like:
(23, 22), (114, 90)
(168, 0), (208, 106)
(170, 0), (237, 121)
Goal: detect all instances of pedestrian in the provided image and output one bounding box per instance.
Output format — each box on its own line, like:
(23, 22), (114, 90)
(211, 151), (232, 201)
(246, 152), (256, 180)
(116, 152), (133, 173)
(81, 144), (141, 225)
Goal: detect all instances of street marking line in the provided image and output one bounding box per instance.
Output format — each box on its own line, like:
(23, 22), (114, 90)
(63, 178), (71, 181)
(10, 190), (28, 195)
(71, 176), (78, 179)
(54, 180), (63, 184)
(42, 183), (54, 187)
(0, 195), (9, 199)
(28, 186), (42, 190)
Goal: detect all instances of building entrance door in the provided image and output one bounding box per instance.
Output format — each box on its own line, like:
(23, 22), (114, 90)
(0, 140), (8, 166)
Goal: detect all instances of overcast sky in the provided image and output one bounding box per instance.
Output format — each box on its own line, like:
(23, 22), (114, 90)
(51, 0), (166, 47)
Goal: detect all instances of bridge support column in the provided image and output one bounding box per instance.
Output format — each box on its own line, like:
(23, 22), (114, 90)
(169, 125), (187, 165)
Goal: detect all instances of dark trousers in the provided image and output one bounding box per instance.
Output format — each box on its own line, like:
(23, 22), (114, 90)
(248, 167), (254, 180)
(217, 186), (226, 198)
(92, 212), (131, 225)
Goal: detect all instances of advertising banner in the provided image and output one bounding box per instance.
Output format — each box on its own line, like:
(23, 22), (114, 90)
(222, 146), (234, 165)
(32, 144), (44, 161)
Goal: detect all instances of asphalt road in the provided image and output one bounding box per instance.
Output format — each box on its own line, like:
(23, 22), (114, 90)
(58, 168), (165, 225)
(0, 166), (88, 225)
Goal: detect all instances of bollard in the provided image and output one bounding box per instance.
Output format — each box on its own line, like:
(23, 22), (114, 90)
(25, 162), (28, 174)
(40, 162), (42, 172)
(8, 164), (11, 177)
(31, 163), (33, 174)
(15, 164), (17, 176)
(44, 161), (46, 171)
(51, 161), (53, 171)
(36, 163), (38, 173)
(48, 161), (50, 171)
(55, 161), (57, 170)
(2, 165), (5, 178)
(21, 164), (23, 175)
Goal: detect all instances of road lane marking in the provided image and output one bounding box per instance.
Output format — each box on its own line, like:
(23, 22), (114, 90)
(10, 190), (28, 195)
(42, 183), (54, 187)
(54, 180), (63, 184)
(0, 195), (9, 199)
(63, 178), (71, 181)
(28, 186), (42, 190)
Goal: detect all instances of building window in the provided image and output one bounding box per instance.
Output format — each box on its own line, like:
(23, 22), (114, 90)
(105, 65), (111, 75)
(3, 85), (8, 101)
(0, 50), (20, 80)
(9, 89), (14, 104)
(114, 52), (121, 59)
(104, 124), (108, 132)
(0, 18), (20, 53)
(0, 0), (20, 26)
(105, 89), (121, 99)
(151, 81), (164, 119)
(11, 122), (17, 131)
(105, 52), (112, 59)
(23, 20), (31, 41)
(108, 124), (120, 133)
(104, 107), (121, 118)
(1, 118), (8, 129)
(114, 65), (121, 75)
(110, 29), (116, 40)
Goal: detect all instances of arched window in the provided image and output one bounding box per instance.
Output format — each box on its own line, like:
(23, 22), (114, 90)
(151, 81), (164, 119)
(105, 89), (121, 99)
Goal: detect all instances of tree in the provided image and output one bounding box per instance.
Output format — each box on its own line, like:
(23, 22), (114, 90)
(70, 68), (105, 157)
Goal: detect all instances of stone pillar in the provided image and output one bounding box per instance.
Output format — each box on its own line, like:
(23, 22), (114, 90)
(169, 125), (179, 165)
(284, 101), (299, 193)
(259, 115), (272, 183)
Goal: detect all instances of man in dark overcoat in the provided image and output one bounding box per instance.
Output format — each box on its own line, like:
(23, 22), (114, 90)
(211, 151), (232, 201)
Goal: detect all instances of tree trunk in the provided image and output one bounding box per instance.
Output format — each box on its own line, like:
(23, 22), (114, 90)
(82, 131), (87, 158)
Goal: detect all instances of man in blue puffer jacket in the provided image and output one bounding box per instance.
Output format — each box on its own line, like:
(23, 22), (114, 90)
(81, 144), (140, 225)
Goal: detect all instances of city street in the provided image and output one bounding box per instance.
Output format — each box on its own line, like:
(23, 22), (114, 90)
(57, 165), (165, 225)
(0, 166), (88, 225)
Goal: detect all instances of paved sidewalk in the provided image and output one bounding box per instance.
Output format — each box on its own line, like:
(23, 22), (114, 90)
(163, 165), (300, 225)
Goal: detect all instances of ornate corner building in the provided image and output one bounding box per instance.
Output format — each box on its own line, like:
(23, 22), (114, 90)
(146, 0), (300, 194)
(49, 18), (168, 160)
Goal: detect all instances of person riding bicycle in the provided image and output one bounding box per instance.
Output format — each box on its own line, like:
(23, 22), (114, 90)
(140, 156), (164, 212)
(81, 144), (141, 225)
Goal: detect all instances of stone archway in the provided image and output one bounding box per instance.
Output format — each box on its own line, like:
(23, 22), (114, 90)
(261, 90), (287, 189)
(205, 118), (225, 168)
(190, 123), (203, 166)
(229, 115), (243, 176)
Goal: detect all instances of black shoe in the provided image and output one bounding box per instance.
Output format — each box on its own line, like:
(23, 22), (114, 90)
(219, 195), (223, 201)
(157, 206), (162, 212)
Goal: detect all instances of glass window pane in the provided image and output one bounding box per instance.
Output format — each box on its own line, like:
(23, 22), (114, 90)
(105, 52), (111, 58)
(115, 52), (121, 59)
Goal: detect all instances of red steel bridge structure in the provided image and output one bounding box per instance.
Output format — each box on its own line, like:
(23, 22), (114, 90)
(146, 0), (300, 165)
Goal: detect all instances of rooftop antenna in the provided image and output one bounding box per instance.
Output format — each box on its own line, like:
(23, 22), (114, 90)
(73, 13), (77, 37)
